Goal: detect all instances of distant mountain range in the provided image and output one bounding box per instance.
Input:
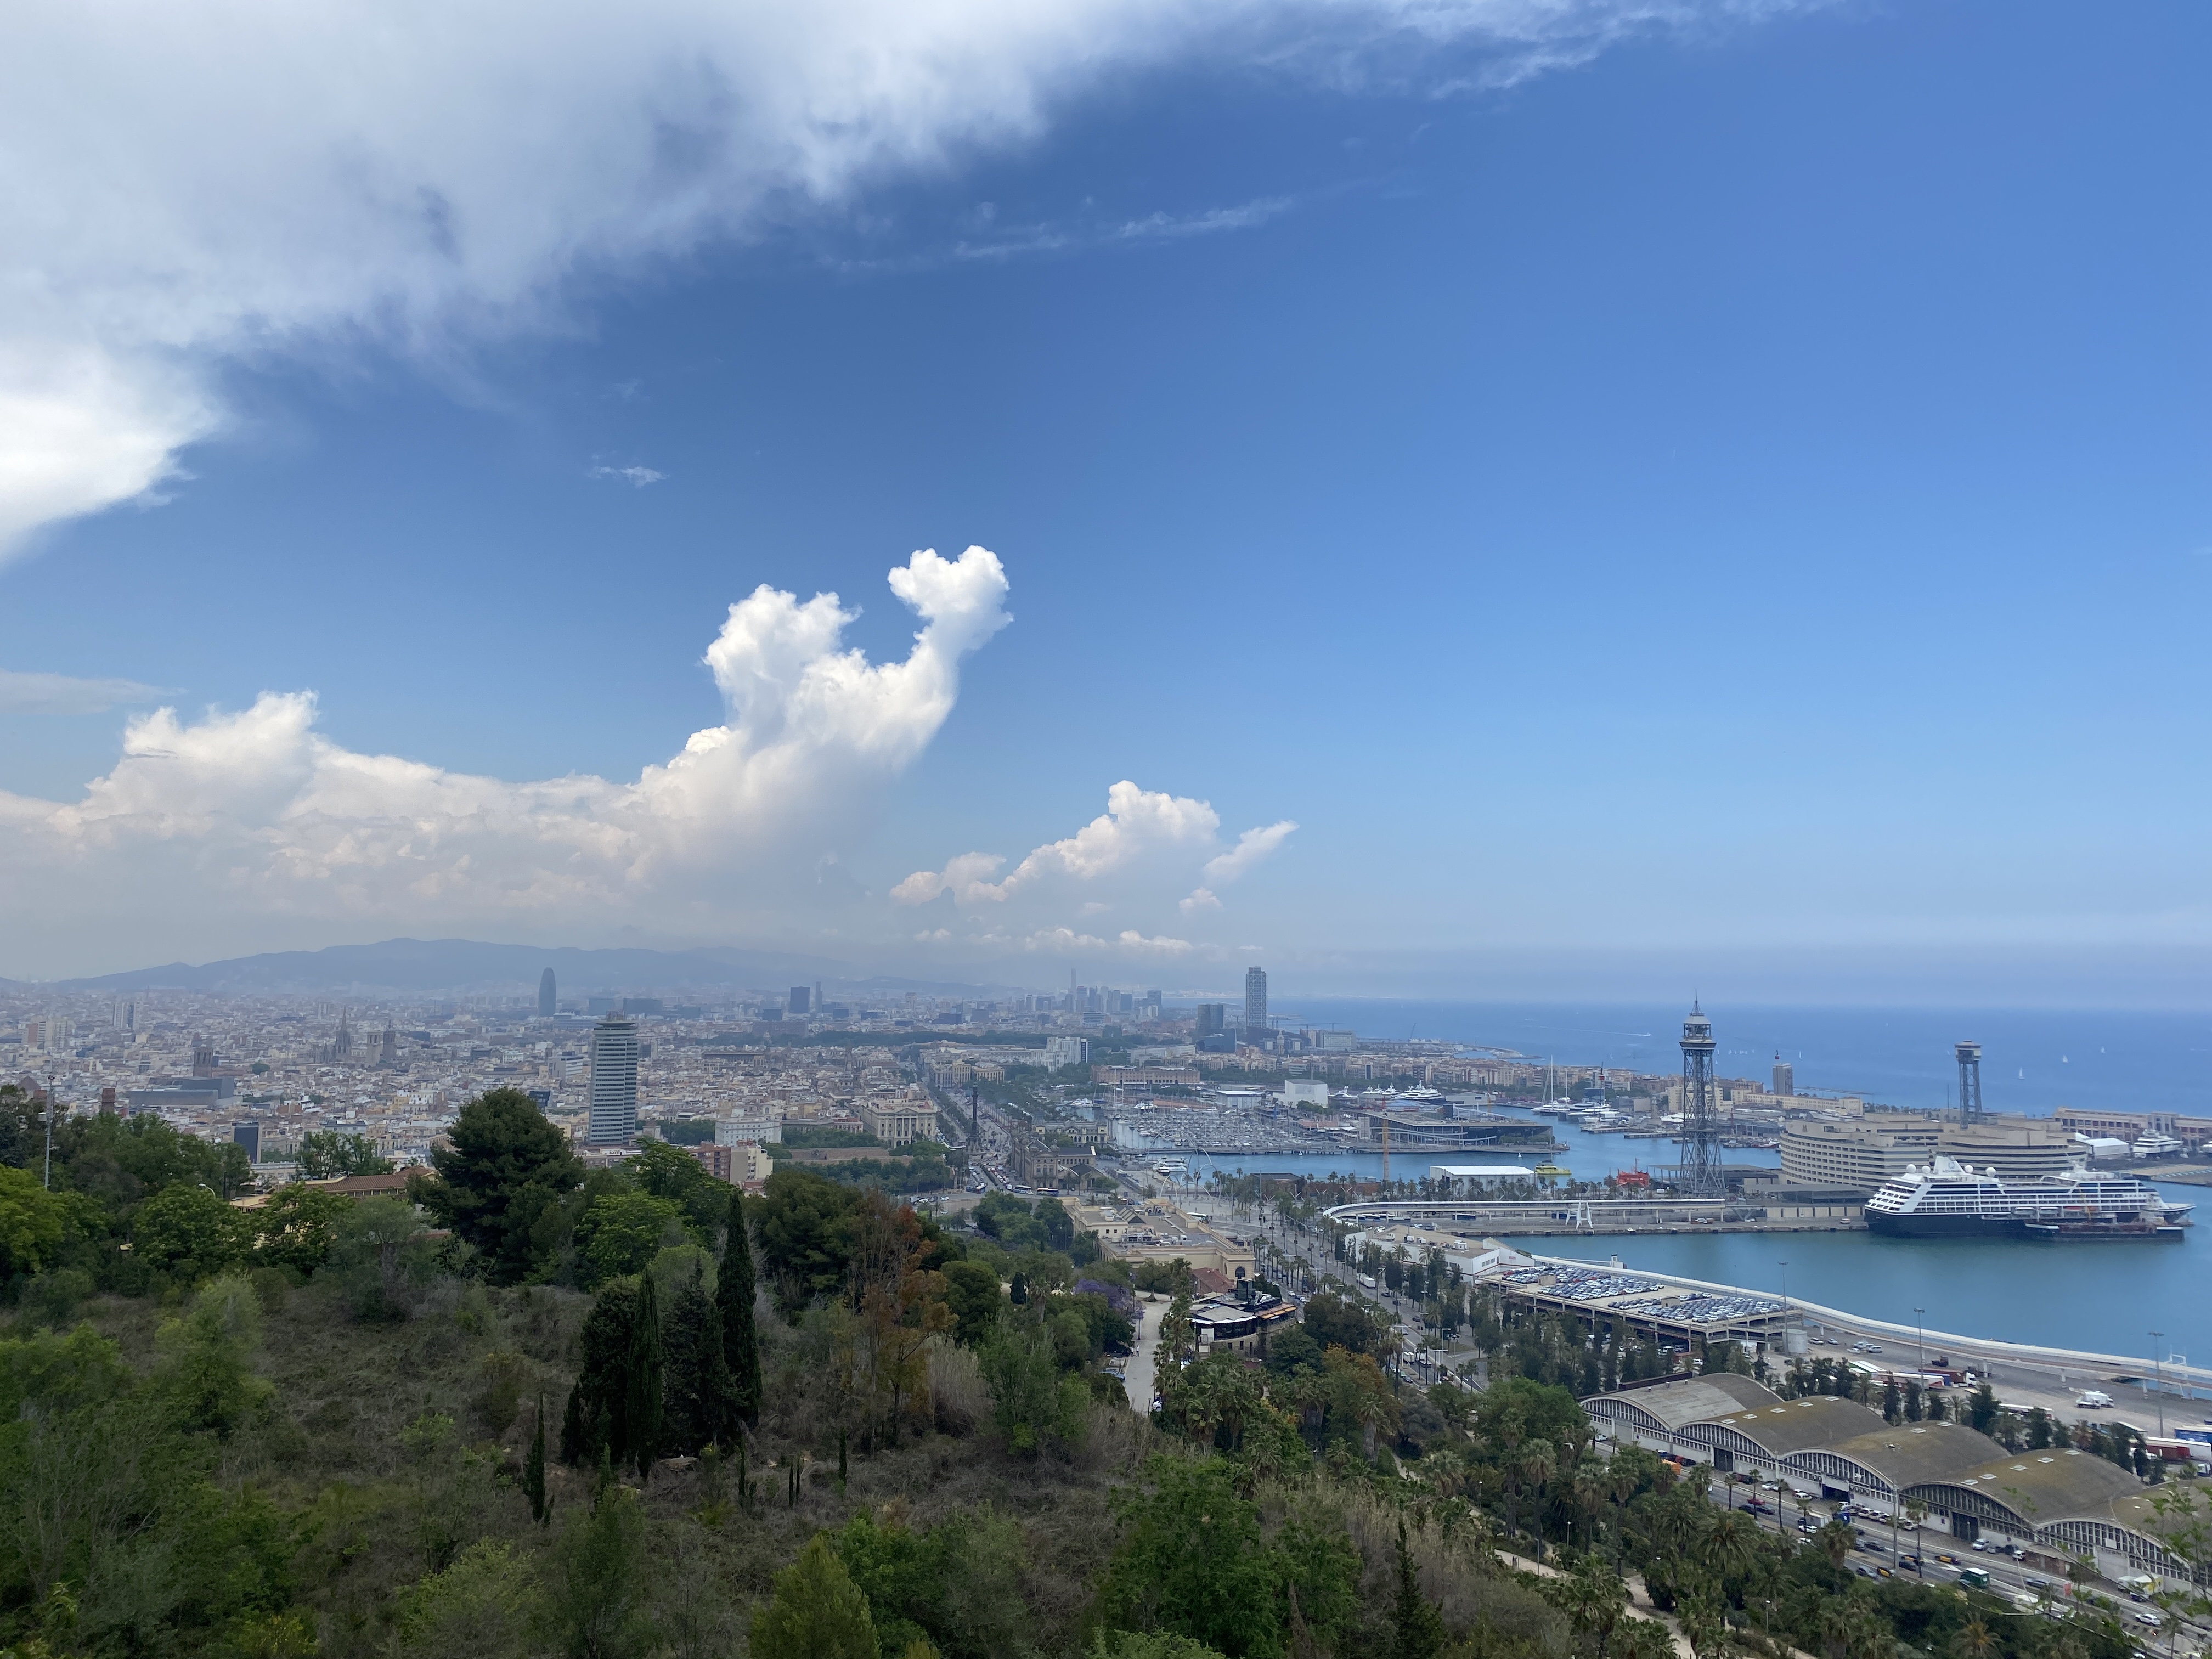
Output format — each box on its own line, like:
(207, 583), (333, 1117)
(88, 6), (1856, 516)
(44, 937), (999, 997)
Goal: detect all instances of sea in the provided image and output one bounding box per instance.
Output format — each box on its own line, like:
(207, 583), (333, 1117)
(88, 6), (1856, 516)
(1162, 999), (2212, 1381)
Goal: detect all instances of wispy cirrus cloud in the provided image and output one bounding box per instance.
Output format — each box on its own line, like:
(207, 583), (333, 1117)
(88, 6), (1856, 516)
(588, 464), (666, 487)
(0, 668), (168, 715)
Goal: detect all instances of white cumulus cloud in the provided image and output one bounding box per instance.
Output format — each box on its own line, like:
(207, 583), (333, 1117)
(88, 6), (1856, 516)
(0, 546), (1009, 964)
(0, 0), (1818, 556)
(894, 780), (1295, 943)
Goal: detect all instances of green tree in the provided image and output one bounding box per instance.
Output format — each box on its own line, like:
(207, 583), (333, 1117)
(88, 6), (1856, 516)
(624, 1272), (664, 1477)
(133, 1181), (250, 1280)
(1390, 1521), (1445, 1659)
(943, 1260), (1005, 1347)
(250, 1182), (353, 1276)
(544, 1477), (648, 1659)
(755, 1165), (858, 1314)
(0, 1163), (76, 1277)
(576, 1189), (686, 1281)
(751, 1534), (881, 1659)
(297, 1130), (394, 1179)
(660, 1261), (734, 1456)
(1098, 1457), (1283, 1657)
(397, 1538), (538, 1659)
(1091, 1637), (1228, 1659)
(411, 1088), (583, 1284)
(629, 1139), (728, 1236)
(526, 1393), (549, 1523)
(717, 1186), (761, 1429)
(0, 1084), (47, 1169)
(152, 1272), (273, 1436)
(979, 1314), (1086, 1457)
(562, 1279), (637, 1466)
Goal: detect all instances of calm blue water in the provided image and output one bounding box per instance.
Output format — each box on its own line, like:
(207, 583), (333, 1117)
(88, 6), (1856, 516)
(1179, 1056), (2212, 1375)
(1269, 999), (2212, 1119)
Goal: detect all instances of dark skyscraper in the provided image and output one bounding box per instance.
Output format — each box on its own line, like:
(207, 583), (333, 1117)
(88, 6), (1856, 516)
(538, 968), (557, 1017)
(1195, 1003), (1226, 1040)
(1244, 966), (1268, 1035)
(788, 985), (810, 1015)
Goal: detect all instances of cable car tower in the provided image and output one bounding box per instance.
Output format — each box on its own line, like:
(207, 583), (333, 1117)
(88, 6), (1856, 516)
(1679, 1003), (1722, 1197)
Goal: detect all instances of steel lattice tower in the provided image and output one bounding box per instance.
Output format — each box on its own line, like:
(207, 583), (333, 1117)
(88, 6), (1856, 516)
(1955, 1041), (1984, 1126)
(1679, 1004), (1722, 1197)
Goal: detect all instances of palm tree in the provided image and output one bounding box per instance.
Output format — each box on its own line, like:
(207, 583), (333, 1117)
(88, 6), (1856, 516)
(1953, 1620), (1998, 1659)
(1519, 1442), (1559, 1558)
(1816, 1517), (1855, 1571)
(1702, 1510), (1759, 1587)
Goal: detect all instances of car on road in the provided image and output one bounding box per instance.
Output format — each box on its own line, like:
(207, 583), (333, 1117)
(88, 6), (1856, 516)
(1899, 1556), (1922, 1571)
(2024, 1577), (2050, 1592)
(1854, 1566), (1876, 1580)
(1745, 1500), (1773, 1514)
(2135, 1612), (2164, 1629)
(1935, 1554), (1958, 1566)
(2079, 1390), (2115, 1409)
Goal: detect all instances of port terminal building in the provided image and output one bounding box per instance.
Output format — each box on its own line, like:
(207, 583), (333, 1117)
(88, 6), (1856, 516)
(1587, 1374), (2197, 1587)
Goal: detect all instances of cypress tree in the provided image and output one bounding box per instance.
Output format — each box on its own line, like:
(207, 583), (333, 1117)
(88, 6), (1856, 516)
(526, 1391), (549, 1522)
(1390, 1520), (1444, 1659)
(625, 1271), (665, 1479)
(564, 1279), (638, 1466)
(661, 1261), (734, 1457)
(716, 1186), (762, 1429)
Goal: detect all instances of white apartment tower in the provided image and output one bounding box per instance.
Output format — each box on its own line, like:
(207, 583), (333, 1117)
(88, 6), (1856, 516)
(587, 1013), (640, 1144)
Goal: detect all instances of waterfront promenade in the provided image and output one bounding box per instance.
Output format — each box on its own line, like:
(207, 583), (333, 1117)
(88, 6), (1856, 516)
(1506, 1252), (2212, 1428)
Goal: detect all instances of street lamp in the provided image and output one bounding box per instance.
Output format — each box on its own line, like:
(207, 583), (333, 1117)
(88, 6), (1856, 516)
(2151, 1333), (2166, 1437)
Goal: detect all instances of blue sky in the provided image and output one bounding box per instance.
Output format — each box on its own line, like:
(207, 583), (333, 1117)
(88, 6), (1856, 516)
(2, 0), (2208, 997)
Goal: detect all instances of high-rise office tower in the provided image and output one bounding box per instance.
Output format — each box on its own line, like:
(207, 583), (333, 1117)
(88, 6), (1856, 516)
(788, 985), (811, 1015)
(1244, 966), (1268, 1034)
(1195, 1003), (1226, 1040)
(587, 1014), (640, 1144)
(1771, 1054), (1793, 1098)
(539, 968), (557, 1017)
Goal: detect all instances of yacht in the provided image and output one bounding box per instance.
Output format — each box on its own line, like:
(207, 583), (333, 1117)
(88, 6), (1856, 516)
(1866, 1158), (2192, 1239)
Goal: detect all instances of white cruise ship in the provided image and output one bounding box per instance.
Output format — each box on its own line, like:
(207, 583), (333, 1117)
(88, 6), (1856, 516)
(1865, 1156), (2192, 1240)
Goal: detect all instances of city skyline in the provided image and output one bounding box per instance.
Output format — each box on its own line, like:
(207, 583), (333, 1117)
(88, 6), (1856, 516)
(2, 0), (2208, 1004)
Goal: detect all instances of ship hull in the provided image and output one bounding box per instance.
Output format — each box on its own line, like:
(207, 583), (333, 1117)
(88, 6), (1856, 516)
(1869, 1211), (2185, 1240)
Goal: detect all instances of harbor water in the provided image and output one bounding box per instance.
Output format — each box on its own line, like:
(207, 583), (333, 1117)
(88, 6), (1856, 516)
(1147, 998), (2212, 1370)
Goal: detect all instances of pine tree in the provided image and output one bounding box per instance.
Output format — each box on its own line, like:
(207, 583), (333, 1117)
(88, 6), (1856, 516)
(716, 1186), (763, 1429)
(526, 1391), (549, 1522)
(748, 1534), (878, 1659)
(625, 1271), (665, 1479)
(1391, 1521), (1444, 1659)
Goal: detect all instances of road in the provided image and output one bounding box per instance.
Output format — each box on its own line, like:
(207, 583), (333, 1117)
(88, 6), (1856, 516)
(1123, 1295), (1164, 1412)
